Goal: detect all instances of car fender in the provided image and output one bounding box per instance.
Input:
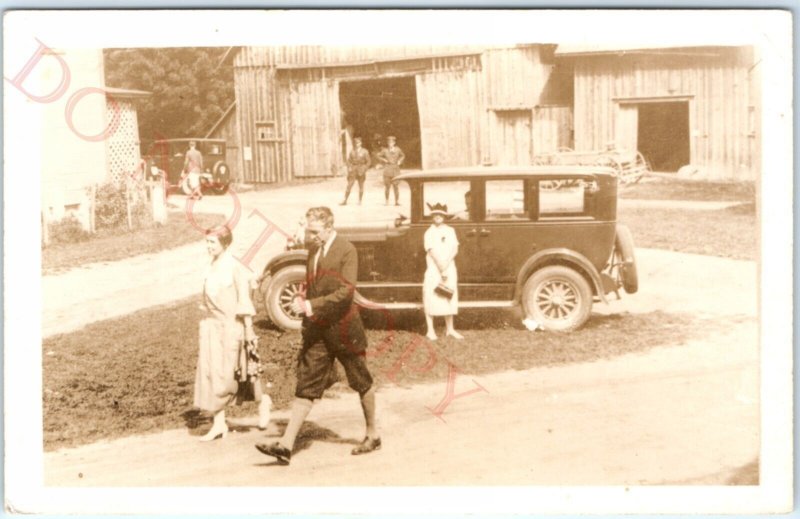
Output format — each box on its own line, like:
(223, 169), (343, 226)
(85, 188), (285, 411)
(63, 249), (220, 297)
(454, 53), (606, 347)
(259, 250), (309, 283)
(515, 248), (608, 305)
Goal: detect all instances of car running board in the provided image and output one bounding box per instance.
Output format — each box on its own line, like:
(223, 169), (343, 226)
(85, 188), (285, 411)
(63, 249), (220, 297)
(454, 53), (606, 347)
(354, 298), (516, 311)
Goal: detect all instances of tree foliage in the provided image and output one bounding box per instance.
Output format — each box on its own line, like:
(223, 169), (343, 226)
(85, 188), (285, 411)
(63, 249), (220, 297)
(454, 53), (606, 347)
(103, 47), (234, 147)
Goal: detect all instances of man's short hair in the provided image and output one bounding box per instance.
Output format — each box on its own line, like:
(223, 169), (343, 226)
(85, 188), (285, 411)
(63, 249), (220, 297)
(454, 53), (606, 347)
(306, 206), (334, 228)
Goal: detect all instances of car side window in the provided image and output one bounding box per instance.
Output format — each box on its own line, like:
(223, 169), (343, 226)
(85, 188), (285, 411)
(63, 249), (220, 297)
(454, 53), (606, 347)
(538, 179), (594, 217)
(421, 180), (473, 222)
(485, 180), (527, 221)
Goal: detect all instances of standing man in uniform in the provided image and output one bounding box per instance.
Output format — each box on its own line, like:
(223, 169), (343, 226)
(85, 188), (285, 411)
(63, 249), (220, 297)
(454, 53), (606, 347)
(183, 140), (204, 200)
(255, 207), (381, 465)
(377, 135), (405, 206)
(340, 137), (371, 205)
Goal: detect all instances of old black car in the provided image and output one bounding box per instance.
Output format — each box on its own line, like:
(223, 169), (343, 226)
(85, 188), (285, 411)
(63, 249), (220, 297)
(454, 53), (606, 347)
(144, 138), (231, 195)
(258, 166), (638, 332)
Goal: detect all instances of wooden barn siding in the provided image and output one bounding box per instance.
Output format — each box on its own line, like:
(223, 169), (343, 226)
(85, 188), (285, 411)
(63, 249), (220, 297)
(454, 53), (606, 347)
(235, 45), (485, 68)
(285, 69), (343, 177)
(573, 49), (755, 179)
(415, 56), (483, 169)
(207, 107), (242, 183)
(234, 65), (292, 183)
(533, 105), (573, 152)
(482, 47), (567, 164)
(231, 45), (570, 179)
(483, 46), (546, 108)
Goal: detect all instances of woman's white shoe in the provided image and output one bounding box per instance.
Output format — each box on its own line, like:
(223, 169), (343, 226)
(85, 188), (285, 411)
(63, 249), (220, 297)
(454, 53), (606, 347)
(199, 423), (228, 442)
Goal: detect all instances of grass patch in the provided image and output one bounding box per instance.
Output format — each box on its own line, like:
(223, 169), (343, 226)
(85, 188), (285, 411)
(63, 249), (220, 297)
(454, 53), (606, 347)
(43, 297), (747, 451)
(619, 203), (757, 261)
(42, 212), (226, 275)
(620, 177), (755, 202)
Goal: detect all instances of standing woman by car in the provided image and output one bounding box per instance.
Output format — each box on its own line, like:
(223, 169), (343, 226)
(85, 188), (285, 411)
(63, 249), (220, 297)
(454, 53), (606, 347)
(194, 225), (270, 441)
(423, 203), (463, 341)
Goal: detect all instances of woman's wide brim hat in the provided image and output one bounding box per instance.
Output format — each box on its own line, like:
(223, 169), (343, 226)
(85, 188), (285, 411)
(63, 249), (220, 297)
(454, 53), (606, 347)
(427, 202), (449, 216)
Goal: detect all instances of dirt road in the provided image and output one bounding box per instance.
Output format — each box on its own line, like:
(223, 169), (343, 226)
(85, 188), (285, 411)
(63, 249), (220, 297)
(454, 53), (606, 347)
(44, 229), (758, 486)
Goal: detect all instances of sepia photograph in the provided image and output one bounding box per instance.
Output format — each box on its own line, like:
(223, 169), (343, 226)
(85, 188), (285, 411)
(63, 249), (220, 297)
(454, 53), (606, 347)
(4, 8), (793, 515)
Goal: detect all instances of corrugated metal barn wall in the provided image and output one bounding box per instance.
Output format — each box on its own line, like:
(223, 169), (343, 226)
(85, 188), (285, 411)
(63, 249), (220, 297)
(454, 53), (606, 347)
(572, 48), (756, 180)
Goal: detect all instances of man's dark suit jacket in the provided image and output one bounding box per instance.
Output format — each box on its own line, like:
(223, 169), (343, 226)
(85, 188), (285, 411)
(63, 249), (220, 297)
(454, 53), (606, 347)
(304, 235), (366, 349)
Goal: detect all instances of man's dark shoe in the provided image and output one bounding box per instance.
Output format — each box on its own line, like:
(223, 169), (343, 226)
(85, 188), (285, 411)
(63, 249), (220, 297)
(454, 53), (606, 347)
(255, 442), (291, 465)
(351, 437), (381, 455)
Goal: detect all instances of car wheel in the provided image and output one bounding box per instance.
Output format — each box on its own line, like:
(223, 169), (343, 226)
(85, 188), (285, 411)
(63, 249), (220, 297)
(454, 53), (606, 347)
(265, 265), (306, 331)
(522, 265), (593, 332)
(615, 224), (638, 294)
(210, 161), (230, 195)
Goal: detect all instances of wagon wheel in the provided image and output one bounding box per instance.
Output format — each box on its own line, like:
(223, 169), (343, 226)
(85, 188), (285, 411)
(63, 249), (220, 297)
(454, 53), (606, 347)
(594, 155), (622, 177)
(628, 151), (650, 184)
(532, 155), (549, 166)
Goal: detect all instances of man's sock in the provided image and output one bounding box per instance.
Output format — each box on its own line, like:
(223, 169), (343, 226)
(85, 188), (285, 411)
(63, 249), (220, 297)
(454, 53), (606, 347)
(280, 398), (314, 450)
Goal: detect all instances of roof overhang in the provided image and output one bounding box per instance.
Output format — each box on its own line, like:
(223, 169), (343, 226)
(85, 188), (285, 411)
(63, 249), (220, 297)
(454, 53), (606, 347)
(554, 44), (746, 58)
(104, 86), (152, 99)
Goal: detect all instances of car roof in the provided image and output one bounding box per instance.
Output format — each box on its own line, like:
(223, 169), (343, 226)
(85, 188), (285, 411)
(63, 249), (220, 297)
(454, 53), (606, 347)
(394, 165), (616, 181)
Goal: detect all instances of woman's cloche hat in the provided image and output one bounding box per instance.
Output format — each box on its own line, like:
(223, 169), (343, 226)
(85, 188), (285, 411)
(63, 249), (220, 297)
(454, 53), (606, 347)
(427, 202), (449, 217)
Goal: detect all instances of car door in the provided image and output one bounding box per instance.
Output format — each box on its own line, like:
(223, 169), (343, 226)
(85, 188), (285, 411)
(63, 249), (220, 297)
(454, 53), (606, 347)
(475, 177), (536, 299)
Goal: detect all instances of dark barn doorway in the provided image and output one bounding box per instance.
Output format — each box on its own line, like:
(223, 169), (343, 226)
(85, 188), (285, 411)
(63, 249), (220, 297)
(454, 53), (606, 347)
(339, 76), (422, 168)
(637, 101), (690, 172)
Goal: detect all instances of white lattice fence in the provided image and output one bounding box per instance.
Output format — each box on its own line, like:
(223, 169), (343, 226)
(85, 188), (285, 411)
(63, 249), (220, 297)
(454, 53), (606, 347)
(105, 100), (142, 185)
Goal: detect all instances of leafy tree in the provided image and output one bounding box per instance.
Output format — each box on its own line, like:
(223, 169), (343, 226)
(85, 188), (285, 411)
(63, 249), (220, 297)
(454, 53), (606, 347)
(103, 47), (234, 147)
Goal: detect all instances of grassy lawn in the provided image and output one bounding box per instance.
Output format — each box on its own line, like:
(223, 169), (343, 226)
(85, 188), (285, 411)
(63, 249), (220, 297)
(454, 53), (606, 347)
(619, 202), (757, 261)
(42, 296), (749, 451)
(42, 212), (226, 275)
(620, 176), (755, 202)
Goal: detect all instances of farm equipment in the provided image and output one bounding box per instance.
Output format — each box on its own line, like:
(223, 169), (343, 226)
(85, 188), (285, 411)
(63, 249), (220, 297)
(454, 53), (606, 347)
(534, 144), (650, 186)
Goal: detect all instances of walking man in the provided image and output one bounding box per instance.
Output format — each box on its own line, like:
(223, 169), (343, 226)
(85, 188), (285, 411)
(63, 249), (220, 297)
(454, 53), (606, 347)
(256, 207), (381, 465)
(340, 137), (371, 205)
(377, 135), (404, 206)
(183, 140), (204, 200)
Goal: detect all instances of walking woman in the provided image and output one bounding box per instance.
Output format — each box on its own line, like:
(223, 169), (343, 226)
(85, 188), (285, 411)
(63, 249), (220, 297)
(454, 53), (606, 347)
(423, 203), (464, 341)
(194, 225), (270, 441)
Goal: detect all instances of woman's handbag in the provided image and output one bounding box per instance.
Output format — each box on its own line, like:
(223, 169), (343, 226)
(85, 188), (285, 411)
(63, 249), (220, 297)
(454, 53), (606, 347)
(434, 282), (454, 300)
(235, 337), (263, 403)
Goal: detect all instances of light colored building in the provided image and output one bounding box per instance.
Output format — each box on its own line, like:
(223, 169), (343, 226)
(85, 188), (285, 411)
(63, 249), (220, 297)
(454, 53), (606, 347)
(40, 47), (149, 232)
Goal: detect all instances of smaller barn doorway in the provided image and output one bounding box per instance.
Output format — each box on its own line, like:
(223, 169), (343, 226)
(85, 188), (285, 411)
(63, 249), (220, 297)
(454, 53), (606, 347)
(637, 101), (690, 172)
(339, 76), (422, 168)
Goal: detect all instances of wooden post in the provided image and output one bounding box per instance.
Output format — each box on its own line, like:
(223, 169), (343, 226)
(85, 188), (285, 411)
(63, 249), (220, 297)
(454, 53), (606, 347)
(125, 180), (133, 231)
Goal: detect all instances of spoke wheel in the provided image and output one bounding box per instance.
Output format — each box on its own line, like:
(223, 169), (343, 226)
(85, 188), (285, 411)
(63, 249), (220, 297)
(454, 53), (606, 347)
(522, 265), (592, 332)
(265, 265), (306, 331)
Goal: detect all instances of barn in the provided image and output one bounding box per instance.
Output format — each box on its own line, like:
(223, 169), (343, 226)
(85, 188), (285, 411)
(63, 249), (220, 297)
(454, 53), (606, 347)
(215, 43), (758, 184)
(556, 44), (760, 180)
(215, 44), (572, 184)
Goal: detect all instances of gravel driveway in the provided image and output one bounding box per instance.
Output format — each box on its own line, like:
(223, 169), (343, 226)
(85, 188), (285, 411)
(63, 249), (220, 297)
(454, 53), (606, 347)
(41, 175), (759, 489)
